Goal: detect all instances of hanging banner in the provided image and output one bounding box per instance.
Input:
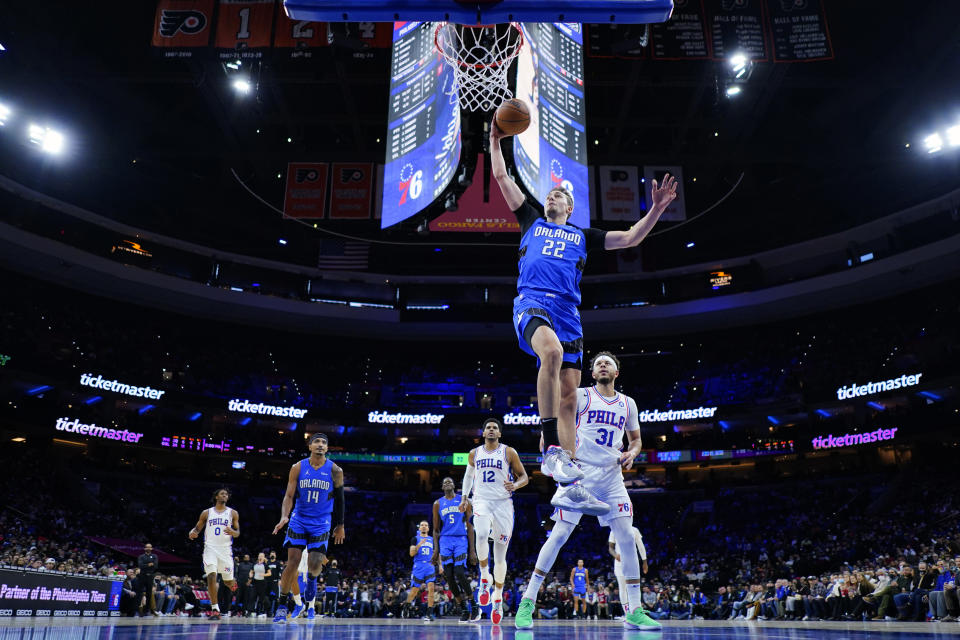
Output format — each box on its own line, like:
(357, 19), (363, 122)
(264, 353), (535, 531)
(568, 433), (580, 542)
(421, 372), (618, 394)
(599, 166), (643, 221)
(643, 166), (687, 222)
(329, 163), (374, 219)
(151, 0), (215, 58)
(586, 24), (650, 59)
(283, 162), (329, 218)
(273, 13), (327, 59)
(767, 0), (833, 62)
(214, 0), (276, 60)
(650, 0), (710, 60)
(707, 0), (769, 62)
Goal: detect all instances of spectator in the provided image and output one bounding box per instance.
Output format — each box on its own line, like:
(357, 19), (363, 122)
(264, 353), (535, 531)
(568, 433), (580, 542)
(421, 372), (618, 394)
(120, 568), (139, 617)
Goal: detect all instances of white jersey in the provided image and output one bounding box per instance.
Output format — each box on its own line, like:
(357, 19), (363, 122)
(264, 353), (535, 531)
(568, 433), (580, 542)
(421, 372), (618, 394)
(472, 444), (512, 501)
(575, 386), (639, 468)
(608, 526), (647, 563)
(204, 507), (234, 549)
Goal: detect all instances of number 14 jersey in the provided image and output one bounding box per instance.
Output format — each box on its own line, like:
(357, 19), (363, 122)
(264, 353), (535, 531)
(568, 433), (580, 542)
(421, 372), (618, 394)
(575, 386), (640, 468)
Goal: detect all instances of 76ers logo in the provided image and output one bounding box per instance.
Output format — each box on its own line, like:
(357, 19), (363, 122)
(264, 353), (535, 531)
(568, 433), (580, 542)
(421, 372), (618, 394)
(616, 502), (631, 513)
(159, 10), (207, 37)
(549, 159), (574, 197)
(398, 163), (422, 205)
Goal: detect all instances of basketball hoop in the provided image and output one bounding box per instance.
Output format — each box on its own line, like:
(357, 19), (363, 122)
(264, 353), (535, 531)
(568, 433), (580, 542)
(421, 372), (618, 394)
(434, 22), (524, 112)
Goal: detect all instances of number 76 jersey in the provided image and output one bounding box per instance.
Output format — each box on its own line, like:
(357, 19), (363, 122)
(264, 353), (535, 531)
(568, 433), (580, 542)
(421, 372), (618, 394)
(574, 386), (640, 468)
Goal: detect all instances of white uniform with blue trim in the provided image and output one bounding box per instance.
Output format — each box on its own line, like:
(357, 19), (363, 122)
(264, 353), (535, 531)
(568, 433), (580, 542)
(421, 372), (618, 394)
(202, 506), (235, 578)
(471, 444), (515, 545)
(553, 386), (639, 527)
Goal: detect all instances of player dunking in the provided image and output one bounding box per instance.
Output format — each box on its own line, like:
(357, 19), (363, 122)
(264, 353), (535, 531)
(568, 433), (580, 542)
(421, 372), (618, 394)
(432, 477), (478, 623)
(188, 488), (239, 621)
(570, 559), (590, 618)
(403, 520), (438, 622)
(490, 121), (677, 514)
(272, 433), (345, 623)
(460, 418), (528, 625)
(514, 352), (661, 630)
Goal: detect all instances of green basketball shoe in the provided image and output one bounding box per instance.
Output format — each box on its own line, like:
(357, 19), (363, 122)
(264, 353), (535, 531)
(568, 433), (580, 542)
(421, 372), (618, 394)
(623, 607), (662, 630)
(514, 598), (535, 629)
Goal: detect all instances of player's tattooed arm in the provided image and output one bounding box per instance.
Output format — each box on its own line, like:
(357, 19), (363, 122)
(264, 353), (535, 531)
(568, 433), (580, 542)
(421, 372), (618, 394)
(188, 509), (208, 539)
(503, 447), (529, 492)
(332, 464), (345, 544)
(272, 462), (300, 535)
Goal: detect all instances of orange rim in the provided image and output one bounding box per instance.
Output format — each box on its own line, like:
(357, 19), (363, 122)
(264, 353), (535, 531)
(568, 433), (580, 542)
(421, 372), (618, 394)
(434, 22), (524, 71)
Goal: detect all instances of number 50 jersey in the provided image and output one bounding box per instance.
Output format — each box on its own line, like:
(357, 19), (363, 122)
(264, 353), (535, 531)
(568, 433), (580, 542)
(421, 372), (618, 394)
(575, 386), (640, 468)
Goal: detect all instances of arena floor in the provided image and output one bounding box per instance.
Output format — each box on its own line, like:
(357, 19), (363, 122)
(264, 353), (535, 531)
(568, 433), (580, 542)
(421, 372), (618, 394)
(2, 618), (960, 640)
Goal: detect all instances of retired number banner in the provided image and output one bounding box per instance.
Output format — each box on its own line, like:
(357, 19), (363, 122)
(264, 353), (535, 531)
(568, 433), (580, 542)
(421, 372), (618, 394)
(214, 0), (276, 60)
(329, 163), (374, 219)
(152, 0), (215, 58)
(283, 163), (329, 218)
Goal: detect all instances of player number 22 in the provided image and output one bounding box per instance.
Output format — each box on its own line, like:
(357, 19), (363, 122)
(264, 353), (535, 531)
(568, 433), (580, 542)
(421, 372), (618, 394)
(595, 428), (616, 447)
(541, 239), (566, 259)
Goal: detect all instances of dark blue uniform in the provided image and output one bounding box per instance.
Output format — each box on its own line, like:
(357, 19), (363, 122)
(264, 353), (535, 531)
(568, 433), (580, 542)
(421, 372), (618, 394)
(284, 458), (334, 553)
(437, 495), (469, 567)
(410, 534), (436, 588)
(511, 201), (606, 367)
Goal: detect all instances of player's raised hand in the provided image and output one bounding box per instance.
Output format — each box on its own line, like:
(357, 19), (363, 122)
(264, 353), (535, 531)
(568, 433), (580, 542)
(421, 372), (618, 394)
(619, 450), (637, 470)
(650, 173), (678, 209)
(489, 119), (505, 142)
(458, 498), (471, 513)
(332, 524), (345, 545)
(272, 516), (289, 535)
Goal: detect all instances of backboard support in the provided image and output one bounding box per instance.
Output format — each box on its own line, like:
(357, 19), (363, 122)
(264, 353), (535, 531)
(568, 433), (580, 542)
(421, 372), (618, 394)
(283, 0), (674, 25)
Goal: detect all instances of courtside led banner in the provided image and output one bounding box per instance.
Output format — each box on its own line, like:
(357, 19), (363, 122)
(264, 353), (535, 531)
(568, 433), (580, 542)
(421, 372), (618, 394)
(812, 428), (898, 450)
(227, 399), (307, 419)
(367, 411), (444, 425)
(80, 373), (165, 400)
(0, 568), (121, 617)
(638, 406), (717, 422)
(836, 373), (922, 400)
(55, 418), (144, 443)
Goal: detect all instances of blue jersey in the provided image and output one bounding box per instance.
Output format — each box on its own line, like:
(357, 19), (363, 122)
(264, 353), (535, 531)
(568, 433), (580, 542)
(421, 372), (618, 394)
(573, 567), (587, 589)
(411, 534), (434, 567)
(514, 202), (605, 306)
(292, 457), (334, 523)
(438, 495), (467, 538)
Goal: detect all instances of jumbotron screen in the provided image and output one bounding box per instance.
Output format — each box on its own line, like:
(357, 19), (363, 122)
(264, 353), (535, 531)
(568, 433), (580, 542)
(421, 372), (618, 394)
(381, 22), (462, 228)
(513, 23), (590, 227)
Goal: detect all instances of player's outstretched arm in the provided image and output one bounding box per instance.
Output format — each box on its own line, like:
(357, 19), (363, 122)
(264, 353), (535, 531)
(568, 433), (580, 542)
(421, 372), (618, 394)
(604, 173), (678, 250)
(331, 464), (345, 544)
(188, 510), (208, 539)
(272, 462), (300, 535)
(503, 447), (529, 492)
(489, 121), (526, 211)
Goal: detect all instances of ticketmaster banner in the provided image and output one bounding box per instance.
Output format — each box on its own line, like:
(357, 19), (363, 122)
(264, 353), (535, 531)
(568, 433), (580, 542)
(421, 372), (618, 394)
(0, 568), (122, 617)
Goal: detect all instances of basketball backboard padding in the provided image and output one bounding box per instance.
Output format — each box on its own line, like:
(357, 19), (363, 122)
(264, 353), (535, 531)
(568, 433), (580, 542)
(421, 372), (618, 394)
(283, 0), (674, 25)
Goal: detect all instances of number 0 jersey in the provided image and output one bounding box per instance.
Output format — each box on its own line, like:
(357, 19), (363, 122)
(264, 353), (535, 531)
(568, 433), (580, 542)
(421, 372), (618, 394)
(514, 202), (606, 306)
(204, 507), (234, 549)
(575, 386), (640, 468)
(472, 444), (512, 502)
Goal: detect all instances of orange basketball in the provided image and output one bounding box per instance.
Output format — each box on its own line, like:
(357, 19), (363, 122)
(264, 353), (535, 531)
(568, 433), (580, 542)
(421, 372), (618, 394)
(495, 98), (531, 136)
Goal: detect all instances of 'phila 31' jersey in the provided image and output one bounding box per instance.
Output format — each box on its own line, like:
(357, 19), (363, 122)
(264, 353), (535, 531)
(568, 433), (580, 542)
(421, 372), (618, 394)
(472, 444), (512, 501)
(575, 386), (640, 468)
(204, 507), (234, 549)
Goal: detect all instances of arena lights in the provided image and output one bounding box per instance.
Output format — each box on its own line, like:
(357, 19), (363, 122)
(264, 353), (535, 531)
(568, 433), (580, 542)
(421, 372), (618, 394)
(925, 133), (944, 154)
(728, 52), (750, 78)
(947, 125), (960, 147)
(725, 86), (741, 97)
(27, 123), (66, 154)
(231, 78), (253, 95)
(0, 102), (11, 125)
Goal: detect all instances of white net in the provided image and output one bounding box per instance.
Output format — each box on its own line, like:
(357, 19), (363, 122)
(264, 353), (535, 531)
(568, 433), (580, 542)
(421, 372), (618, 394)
(434, 22), (524, 112)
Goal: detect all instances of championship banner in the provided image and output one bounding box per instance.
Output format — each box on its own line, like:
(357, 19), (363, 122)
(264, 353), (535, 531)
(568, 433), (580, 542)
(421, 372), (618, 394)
(599, 165), (643, 221)
(151, 0), (215, 58)
(707, 0), (769, 62)
(0, 567), (122, 617)
(273, 12), (327, 59)
(644, 165), (687, 222)
(329, 163), (374, 219)
(87, 538), (190, 564)
(283, 163), (329, 218)
(429, 155), (519, 232)
(767, 0), (834, 62)
(651, 0), (710, 60)
(214, 0), (276, 60)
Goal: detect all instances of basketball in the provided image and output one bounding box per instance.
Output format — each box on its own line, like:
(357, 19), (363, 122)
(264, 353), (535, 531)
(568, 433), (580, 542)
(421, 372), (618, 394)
(495, 98), (531, 136)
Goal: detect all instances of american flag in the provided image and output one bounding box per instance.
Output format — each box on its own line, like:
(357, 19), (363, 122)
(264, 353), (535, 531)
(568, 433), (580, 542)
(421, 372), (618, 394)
(317, 238), (370, 271)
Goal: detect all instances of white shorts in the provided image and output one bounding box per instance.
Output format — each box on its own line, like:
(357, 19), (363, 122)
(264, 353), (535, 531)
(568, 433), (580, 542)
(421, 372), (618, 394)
(472, 498), (514, 545)
(202, 545), (234, 579)
(551, 463), (631, 528)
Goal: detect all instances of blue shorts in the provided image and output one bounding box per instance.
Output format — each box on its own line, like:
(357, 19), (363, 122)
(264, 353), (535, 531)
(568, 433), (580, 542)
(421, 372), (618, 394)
(439, 536), (468, 567)
(513, 292), (583, 368)
(411, 564), (435, 588)
(284, 514), (331, 553)
(574, 588), (586, 598)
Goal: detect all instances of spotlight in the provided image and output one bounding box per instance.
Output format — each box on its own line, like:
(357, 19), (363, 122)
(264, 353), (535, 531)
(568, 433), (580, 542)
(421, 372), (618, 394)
(685, 242), (695, 248)
(232, 78), (252, 94)
(728, 51), (751, 79)
(924, 133), (943, 154)
(27, 124), (65, 154)
(278, 238), (288, 245)
(946, 124), (960, 147)
(226, 59), (242, 70)
(444, 193), (458, 212)
(725, 85), (742, 97)
(0, 103), (10, 126)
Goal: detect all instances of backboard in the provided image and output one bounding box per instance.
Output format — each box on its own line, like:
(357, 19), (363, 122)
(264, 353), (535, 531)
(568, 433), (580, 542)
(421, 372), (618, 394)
(283, 0), (674, 25)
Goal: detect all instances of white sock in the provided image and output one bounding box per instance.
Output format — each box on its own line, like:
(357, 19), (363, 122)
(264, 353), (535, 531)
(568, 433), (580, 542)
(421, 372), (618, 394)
(493, 587), (503, 603)
(524, 574), (545, 601)
(480, 566), (491, 584)
(308, 599), (315, 608)
(293, 594), (302, 606)
(212, 604), (220, 612)
(627, 583), (644, 613)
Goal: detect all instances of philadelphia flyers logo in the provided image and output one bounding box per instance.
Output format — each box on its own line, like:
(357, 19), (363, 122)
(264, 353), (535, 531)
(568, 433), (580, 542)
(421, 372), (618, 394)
(720, 0), (749, 10)
(159, 10), (207, 37)
(295, 168), (320, 183)
(340, 167), (365, 183)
